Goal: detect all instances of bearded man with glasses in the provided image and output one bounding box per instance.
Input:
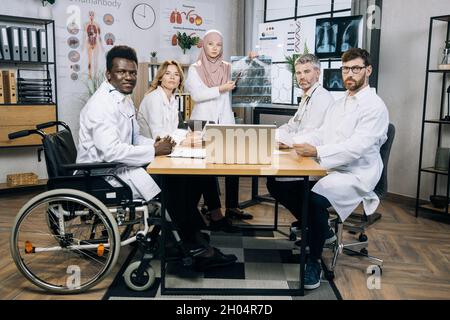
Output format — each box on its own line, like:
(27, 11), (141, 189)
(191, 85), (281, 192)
(290, 48), (389, 290)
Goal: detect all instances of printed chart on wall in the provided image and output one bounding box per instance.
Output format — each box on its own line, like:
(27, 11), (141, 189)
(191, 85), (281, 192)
(60, 6), (122, 84)
(161, 0), (215, 49)
(257, 20), (299, 63)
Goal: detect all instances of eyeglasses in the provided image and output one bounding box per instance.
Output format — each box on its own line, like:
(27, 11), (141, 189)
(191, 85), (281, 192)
(340, 65), (366, 74)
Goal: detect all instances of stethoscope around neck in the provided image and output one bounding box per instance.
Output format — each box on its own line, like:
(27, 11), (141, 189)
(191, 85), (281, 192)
(294, 86), (319, 122)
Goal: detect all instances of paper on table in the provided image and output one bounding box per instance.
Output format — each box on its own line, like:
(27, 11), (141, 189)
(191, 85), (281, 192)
(275, 128), (294, 148)
(168, 147), (206, 159)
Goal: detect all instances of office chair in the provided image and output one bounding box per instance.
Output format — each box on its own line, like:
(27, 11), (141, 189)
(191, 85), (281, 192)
(326, 123), (395, 278)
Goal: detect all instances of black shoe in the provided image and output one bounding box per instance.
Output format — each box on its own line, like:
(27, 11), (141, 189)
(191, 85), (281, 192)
(209, 217), (240, 233)
(194, 247), (237, 271)
(225, 208), (253, 220)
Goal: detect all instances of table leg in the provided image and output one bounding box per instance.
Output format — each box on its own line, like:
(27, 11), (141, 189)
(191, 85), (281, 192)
(160, 175), (167, 295)
(299, 176), (309, 295)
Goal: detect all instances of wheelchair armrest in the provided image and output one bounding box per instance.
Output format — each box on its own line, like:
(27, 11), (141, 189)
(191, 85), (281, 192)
(61, 162), (122, 172)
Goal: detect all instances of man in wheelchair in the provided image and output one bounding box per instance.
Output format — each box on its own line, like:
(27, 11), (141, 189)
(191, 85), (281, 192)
(76, 45), (237, 271)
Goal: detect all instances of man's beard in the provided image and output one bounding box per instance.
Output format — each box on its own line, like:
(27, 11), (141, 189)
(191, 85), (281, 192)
(344, 76), (365, 92)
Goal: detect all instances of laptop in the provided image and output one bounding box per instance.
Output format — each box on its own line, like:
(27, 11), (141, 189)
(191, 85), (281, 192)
(204, 124), (276, 164)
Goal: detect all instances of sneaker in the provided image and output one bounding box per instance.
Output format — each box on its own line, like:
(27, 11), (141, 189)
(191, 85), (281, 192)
(324, 227), (337, 245)
(304, 259), (322, 290)
(225, 208), (253, 220)
(294, 227), (336, 248)
(209, 217), (240, 233)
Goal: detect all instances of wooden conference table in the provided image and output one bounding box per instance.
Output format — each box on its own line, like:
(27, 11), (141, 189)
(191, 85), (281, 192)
(147, 149), (326, 296)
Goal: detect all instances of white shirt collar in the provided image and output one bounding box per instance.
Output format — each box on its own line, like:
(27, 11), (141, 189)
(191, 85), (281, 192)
(104, 80), (128, 103)
(157, 86), (177, 107)
(305, 82), (320, 97)
(345, 85), (374, 103)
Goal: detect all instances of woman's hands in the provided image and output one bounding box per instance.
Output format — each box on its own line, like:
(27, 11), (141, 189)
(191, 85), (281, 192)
(219, 81), (236, 93)
(180, 131), (203, 148)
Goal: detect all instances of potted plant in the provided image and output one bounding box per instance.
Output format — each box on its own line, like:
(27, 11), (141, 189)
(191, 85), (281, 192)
(150, 51), (157, 64)
(176, 32), (200, 64)
(38, 0), (55, 19)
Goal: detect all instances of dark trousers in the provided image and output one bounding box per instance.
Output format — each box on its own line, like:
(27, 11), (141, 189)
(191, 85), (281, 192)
(201, 177), (222, 211)
(266, 178), (331, 260)
(225, 176), (239, 209)
(202, 176), (240, 210)
(152, 175), (206, 244)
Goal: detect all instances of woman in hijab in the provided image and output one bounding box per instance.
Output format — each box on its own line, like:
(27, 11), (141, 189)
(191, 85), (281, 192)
(185, 30), (254, 226)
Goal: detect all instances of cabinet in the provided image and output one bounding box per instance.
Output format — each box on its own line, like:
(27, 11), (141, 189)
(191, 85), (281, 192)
(132, 62), (194, 120)
(0, 14), (57, 147)
(416, 15), (450, 217)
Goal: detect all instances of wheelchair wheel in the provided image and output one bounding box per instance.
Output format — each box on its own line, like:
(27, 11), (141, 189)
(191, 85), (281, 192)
(123, 261), (156, 291)
(10, 189), (121, 294)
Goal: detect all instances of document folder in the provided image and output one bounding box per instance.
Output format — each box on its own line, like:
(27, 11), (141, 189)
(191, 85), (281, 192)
(7, 27), (20, 61)
(19, 27), (29, 61)
(0, 25), (11, 60)
(2, 70), (17, 104)
(28, 28), (38, 62)
(37, 29), (47, 62)
(0, 72), (4, 103)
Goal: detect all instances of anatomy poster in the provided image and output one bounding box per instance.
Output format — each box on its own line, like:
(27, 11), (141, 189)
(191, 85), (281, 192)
(161, 0), (215, 49)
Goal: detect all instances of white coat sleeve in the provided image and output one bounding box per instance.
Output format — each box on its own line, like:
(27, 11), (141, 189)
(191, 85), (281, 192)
(139, 94), (166, 139)
(185, 67), (221, 103)
(90, 103), (155, 167)
(133, 117), (155, 146)
(316, 106), (389, 169)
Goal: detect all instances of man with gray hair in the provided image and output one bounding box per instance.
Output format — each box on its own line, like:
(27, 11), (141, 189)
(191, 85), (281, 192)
(277, 53), (334, 145)
(267, 53), (335, 248)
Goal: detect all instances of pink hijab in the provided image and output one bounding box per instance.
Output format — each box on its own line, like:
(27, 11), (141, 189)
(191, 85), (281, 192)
(195, 30), (230, 88)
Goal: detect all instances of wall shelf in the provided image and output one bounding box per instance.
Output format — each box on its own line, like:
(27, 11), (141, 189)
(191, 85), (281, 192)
(416, 14), (450, 217)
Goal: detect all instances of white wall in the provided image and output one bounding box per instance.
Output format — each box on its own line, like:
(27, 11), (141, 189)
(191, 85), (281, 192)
(0, 0), (237, 183)
(378, 0), (450, 199)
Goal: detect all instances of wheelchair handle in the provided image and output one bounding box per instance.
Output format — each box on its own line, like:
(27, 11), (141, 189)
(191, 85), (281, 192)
(36, 121), (70, 131)
(8, 129), (45, 140)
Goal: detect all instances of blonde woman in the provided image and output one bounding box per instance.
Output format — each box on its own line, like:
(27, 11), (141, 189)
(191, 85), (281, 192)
(138, 60), (238, 233)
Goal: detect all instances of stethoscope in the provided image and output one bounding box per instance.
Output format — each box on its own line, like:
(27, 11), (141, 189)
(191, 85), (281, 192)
(293, 86), (319, 123)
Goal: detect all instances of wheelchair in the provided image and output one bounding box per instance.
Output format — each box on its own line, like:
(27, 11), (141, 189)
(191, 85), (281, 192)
(8, 121), (197, 294)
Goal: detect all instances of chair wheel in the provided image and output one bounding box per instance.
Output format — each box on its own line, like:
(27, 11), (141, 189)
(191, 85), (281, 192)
(123, 261), (156, 291)
(360, 248), (368, 255)
(289, 233), (297, 241)
(359, 234), (368, 242)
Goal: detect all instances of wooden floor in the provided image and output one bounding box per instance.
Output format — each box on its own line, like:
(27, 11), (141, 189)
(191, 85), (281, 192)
(1, 178), (449, 300)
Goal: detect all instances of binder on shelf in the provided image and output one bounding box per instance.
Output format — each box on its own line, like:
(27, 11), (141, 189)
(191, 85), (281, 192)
(7, 27), (20, 61)
(0, 72), (4, 103)
(0, 25), (11, 60)
(37, 29), (47, 62)
(19, 27), (29, 62)
(2, 70), (17, 104)
(27, 28), (38, 62)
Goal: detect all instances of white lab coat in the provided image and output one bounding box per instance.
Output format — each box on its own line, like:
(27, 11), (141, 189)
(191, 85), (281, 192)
(185, 65), (235, 124)
(278, 83), (334, 136)
(76, 81), (161, 202)
(292, 86), (389, 221)
(138, 86), (188, 144)
(276, 83), (334, 182)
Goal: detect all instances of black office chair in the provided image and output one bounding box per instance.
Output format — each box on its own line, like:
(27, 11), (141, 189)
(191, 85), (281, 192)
(326, 123), (396, 278)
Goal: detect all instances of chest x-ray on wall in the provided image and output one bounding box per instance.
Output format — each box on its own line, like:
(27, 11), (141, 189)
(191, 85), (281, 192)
(315, 15), (363, 58)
